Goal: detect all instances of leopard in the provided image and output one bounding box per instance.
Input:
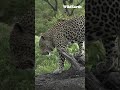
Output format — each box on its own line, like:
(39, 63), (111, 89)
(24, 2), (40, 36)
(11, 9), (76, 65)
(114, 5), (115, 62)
(39, 16), (85, 73)
(40, 0), (120, 74)
(9, 7), (35, 69)
(86, 0), (120, 73)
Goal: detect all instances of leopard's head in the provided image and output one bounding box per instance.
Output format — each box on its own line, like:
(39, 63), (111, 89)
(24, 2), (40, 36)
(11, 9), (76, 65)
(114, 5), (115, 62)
(39, 33), (55, 55)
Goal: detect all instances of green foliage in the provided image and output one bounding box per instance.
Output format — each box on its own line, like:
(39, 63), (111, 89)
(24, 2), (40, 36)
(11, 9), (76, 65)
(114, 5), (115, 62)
(35, 36), (70, 75)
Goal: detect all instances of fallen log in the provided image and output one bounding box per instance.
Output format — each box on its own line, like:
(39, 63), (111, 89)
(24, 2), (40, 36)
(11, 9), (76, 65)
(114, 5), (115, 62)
(35, 48), (85, 90)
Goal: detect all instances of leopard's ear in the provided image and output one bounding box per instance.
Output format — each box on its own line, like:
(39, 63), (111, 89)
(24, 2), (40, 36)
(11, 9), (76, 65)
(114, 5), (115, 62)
(14, 23), (23, 32)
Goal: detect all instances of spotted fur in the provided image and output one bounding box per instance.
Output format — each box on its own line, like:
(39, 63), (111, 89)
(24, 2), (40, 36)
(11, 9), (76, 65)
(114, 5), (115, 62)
(86, 0), (120, 72)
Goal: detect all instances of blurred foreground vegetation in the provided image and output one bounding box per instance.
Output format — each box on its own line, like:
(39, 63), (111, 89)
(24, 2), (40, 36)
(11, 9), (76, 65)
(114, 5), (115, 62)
(0, 23), (34, 89)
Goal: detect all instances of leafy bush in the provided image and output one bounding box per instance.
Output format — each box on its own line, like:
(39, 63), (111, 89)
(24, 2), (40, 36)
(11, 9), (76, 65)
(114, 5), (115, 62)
(35, 35), (71, 75)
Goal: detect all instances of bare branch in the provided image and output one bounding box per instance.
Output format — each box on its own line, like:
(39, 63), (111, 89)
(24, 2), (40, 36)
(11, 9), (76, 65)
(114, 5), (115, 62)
(44, 0), (58, 11)
(54, 0), (58, 11)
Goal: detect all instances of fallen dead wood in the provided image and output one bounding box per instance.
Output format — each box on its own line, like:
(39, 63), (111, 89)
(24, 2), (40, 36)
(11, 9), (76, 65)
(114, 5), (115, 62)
(58, 48), (85, 72)
(35, 49), (85, 90)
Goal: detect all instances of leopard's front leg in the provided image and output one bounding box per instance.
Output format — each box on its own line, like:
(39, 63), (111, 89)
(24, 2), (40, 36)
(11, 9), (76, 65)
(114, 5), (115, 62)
(53, 52), (65, 74)
(53, 32), (67, 74)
